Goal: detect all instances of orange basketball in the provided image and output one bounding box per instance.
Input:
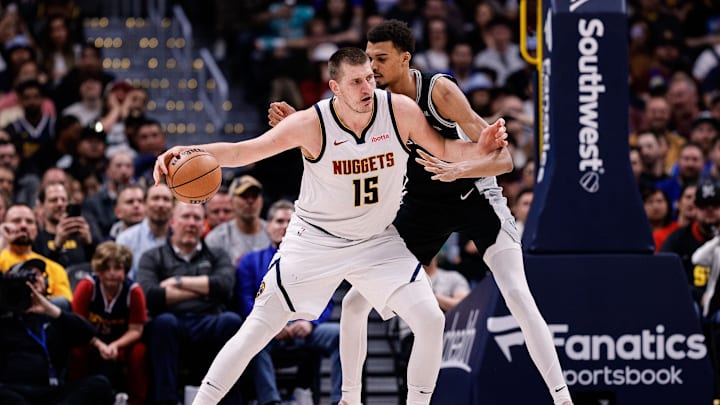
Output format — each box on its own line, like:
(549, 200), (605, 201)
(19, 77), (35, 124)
(166, 148), (222, 204)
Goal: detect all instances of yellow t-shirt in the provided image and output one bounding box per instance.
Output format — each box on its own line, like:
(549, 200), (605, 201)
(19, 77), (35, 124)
(0, 249), (72, 302)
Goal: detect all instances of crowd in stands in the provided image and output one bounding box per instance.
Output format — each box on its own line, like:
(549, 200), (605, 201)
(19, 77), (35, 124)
(0, 0), (719, 403)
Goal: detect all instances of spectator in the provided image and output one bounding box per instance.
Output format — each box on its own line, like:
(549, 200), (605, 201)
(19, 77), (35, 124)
(67, 125), (108, 189)
(642, 187), (679, 252)
(205, 175), (270, 265)
(0, 258), (113, 405)
(136, 202), (243, 405)
(0, 204), (71, 306)
(5, 79), (56, 176)
(678, 183), (698, 228)
(512, 187), (533, 238)
(473, 16), (525, 86)
(62, 71), (103, 125)
(690, 112), (720, 160)
(0, 165), (13, 198)
(83, 149), (134, 238)
(667, 73), (701, 138)
(236, 199), (342, 405)
(630, 145), (643, 186)
(657, 142), (704, 215)
(109, 184), (146, 240)
(116, 183), (173, 280)
(203, 189), (233, 237)
(447, 42), (481, 93)
(71, 241), (148, 405)
(636, 130), (670, 190)
(0, 59), (56, 129)
(101, 82), (149, 157)
(0, 138), (39, 206)
(630, 95), (686, 173)
(39, 14), (80, 87)
(130, 118), (165, 188)
(662, 179), (720, 305)
(412, 17), (450, 74)
(33, 182), (97, 268)
(52, 42), (114, 112)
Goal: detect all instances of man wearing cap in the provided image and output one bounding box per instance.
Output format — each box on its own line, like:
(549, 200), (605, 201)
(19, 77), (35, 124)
(205, 175), (270, 265)
(662, 179), (720, 304)
(0, 257), (114, 404)
(0, 204), (71, 306)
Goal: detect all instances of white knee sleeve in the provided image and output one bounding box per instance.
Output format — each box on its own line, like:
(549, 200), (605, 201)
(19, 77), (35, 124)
(339, 287), (373, 405)
(193, 293), (292, 405)
(388, 281), (445, 405)
(484, 230), (570, 403)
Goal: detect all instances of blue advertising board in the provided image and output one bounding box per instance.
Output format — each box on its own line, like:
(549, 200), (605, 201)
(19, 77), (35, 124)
(432, 254), (713, 404)
(522, 0), (654, 253)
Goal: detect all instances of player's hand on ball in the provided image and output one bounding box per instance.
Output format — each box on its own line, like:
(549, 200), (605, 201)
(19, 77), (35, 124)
(416, 149), (464, 182)
(268, 101), (296, 127)
(154, 146), (190, 185)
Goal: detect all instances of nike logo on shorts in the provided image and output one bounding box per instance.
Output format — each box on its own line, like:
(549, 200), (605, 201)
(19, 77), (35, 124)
(460, 189), (474, 200)
(334, 139), (349, 146)
(555, 385), (567, 393)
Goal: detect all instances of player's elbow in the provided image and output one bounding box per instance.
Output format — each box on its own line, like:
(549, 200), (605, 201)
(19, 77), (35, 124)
(498, 152), (514, 174)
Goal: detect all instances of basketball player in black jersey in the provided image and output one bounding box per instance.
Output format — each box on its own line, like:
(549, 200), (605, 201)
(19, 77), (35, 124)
(268, 20), (572, 405)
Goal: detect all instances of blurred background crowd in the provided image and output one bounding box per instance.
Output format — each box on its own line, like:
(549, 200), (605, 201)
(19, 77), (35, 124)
(0, 0), (719, 404)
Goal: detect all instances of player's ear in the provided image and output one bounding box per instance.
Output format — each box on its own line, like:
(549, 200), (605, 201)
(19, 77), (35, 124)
(328, 80), (340, 95)
(403, 51), (411, 65)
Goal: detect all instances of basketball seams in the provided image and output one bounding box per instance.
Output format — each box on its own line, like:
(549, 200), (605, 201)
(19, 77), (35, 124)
(169, 164), (221, 190)
(168, 153), (212, 186)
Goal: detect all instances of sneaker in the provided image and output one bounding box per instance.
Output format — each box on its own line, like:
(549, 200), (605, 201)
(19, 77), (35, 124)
(292, 387), (313, 405)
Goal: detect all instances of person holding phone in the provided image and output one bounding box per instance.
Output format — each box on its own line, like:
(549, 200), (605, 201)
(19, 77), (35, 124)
(33, 182), (97, 268)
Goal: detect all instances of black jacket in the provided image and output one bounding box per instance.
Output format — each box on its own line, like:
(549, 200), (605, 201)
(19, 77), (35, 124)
(0, 310), (95, 386)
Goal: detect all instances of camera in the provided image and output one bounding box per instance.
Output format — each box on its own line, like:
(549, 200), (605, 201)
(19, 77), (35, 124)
(0, 269), (34, 312)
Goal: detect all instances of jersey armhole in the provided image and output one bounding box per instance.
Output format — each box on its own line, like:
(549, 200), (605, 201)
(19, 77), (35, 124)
(304, 104), (326, 163)
(387, 92), (412, 155)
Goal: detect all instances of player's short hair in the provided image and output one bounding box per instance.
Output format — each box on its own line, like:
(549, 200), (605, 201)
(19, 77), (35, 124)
(92, 241), (133, 274)
(267, 199), (295, 221)
(367, 19), (415, 54)
(328, 47), (369, 81)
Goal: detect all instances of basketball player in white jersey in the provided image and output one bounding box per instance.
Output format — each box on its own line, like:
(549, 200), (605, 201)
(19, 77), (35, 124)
(153, 47), (508, 405)
(269, 20), (573, 405)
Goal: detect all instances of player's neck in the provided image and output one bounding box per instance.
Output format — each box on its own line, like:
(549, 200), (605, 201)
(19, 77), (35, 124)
(387, 69), (417, 101)
(332, 97), (373, 133)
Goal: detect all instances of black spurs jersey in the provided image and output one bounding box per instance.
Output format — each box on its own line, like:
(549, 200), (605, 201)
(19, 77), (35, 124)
(403, 69), (480, 201)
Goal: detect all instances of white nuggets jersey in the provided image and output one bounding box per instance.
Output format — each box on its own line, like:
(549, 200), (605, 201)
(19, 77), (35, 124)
(294, 89), (410, 240)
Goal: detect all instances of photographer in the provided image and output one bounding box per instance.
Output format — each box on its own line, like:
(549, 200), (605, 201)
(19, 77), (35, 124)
(0, 258), (113, 404)
(0, 204), (72, 307)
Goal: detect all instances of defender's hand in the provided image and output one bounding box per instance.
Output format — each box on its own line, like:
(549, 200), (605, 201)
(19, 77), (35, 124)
(415, 149), (466, 183)
(268, 101), (296, 127)
(478, 118), (508, 154)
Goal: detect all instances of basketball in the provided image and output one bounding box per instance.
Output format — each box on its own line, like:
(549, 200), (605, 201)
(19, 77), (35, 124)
(166, 148), (222, 204)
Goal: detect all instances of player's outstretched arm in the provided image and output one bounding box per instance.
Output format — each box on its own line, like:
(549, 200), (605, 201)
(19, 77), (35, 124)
(396, 94), (509, 163)
(432, 76), (509, 156)
(153, 108), (319, 185)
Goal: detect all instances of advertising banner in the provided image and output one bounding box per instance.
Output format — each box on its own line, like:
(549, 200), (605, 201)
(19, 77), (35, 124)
(432, 254), (714, 404)
(522, 0), (654, 253)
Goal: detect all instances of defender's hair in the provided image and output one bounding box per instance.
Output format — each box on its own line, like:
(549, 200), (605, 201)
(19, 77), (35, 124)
(367, 19), (415, 54)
